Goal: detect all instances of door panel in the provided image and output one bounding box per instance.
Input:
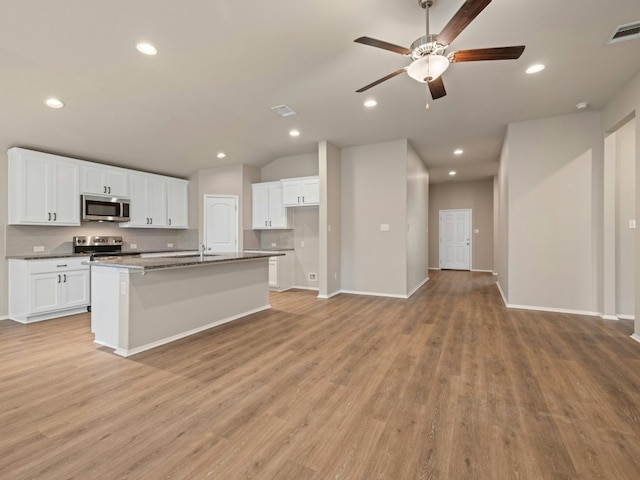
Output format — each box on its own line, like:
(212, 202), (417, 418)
(439, 209), (471, 270)
(205, 196), (238, 253)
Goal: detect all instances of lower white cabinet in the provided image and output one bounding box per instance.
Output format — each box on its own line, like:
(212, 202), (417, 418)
(268, 252), (293, 291)
(9, 257), (90, 323)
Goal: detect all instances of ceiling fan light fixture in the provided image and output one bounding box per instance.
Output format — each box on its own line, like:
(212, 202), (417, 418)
(407, 55), (450, 83)
(526, 64), (545, 74)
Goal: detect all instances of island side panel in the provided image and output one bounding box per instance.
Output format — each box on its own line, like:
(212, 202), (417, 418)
(125, 258), (270, 354)
(90, 266), (130, 349)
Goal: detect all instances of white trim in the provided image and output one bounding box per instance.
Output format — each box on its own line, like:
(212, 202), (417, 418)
(601, 314), (619, 321)
(317, 290), (341, 300)
(505, 303), (600, 317)
(407, 277), (429, 298)
(340, 289), (408, 299)
(492, 272), (498, 276)
(631, 334), (640, 344)
(291, 285), (320, 291)
(471, 269), (494, 273)
(616, 314), (635, 321)
(496, 282), (508, 306)
(428, 267), (441, 271)
(0, 315), (8, 321)
(110, 305), (271, 357)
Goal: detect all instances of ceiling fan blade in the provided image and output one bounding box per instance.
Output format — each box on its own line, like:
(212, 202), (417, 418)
(428, 77), (447, 100)
(356, 69), (407, 93)
(437, 0), (492, 46)
(354, 36), (412, 56)
(450, 45), (525, 62)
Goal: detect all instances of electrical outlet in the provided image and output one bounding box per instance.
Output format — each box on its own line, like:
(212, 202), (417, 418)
(630, 219), (636, 229)
(301, 241), (305, 248)
(380, 224), (390, 232)
(167, 243), (174, 248)
(33, 246), (45, 253)
(309, 273), (317, 281)
(130, 244), (137, 249)
(271, 243), (277, 247)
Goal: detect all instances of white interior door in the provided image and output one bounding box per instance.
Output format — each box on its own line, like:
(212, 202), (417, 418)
(204, 195), (238, 253)
(439, 209), (471, 270)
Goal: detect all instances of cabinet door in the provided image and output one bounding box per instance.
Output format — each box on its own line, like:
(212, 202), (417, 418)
(106, 169), (129, 197)
(63, 269), (90, 308)
(268, 259), (278, 287)
(30, 273), (61, 314)
(52, 161), (80, 225)
(268, 183), (288, 228)
(19, 154), (52, 223)
(281, 181), (301, 206)
(127, 175), (150, 226)
(82, 165), (108, 195)
(252, 184), (270, 229)
(166, 179), (188, 228)
(300, 178), (320, 205)
(147, 177), (167, 227)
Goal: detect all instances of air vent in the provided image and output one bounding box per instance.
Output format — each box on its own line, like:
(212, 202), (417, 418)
(606, 21), (640, 44)
(270, 104), (297, 117)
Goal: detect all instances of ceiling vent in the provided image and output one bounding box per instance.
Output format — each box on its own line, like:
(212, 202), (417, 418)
(606, 21), (640, 45)
(270, 104), (297, 117)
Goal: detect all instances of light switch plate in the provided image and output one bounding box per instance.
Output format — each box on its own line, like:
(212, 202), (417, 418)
(167, 243), (174, 248)
(380, 224), (390, 232)
(130, 244), (137, 249)
(271, 243), (277, 247)
(630, 219), (636, 229)
(474, 229), (480, 234)
(33, 246), (45, 252)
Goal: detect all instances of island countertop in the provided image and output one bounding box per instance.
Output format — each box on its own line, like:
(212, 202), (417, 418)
(85, 251), (281, 271)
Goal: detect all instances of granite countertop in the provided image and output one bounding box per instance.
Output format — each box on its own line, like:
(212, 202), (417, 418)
(85, 251), (283, 271)
(243, 248), (294, 252)
(6, 249), (198, 260)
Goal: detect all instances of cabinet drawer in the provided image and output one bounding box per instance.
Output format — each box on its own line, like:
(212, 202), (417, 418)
(27, 257), (89, 274)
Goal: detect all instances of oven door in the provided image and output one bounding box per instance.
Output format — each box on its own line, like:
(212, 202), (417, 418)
(82, 195), (130, 222)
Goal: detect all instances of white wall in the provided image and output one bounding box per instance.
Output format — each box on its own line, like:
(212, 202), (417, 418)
(497, 139), (509, 300)
(406, 143), (429, 294)
(602, 70), (640, 339)
(504, 111), (603, 313)
(319, 141), (341, 297)
(615, 118), (636, 317)
(341, 140), (408, 297)
(261, 152), (318, 182)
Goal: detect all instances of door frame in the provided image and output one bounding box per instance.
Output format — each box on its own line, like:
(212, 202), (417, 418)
(439, 208), (472, 270)
(203, 194), (239, 253)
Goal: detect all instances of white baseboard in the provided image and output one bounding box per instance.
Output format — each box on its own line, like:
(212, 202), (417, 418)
(496, 281), (508, 307)
(407, 277), (429, 298)
(631, 334), (640, 344)
(0, 315), (8, 321)
(601, 314), (619, 321)
(471, 269), (494, 273)
(111, 304), (271, 357)
(340, 289), (408, 299)
(506, 303), (600, 317)
(317, 290), (341, 300)
(616, 314), (635, 321)
(292, 285), (320, 292)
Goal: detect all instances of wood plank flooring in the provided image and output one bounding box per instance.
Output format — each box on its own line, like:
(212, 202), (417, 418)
(1, 270), (639, 479)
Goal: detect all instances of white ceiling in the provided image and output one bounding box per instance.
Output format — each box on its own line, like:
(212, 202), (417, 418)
(1, 0), (639, 183)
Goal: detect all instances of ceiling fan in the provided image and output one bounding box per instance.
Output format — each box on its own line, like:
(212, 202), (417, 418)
(354, 0), (525, 100)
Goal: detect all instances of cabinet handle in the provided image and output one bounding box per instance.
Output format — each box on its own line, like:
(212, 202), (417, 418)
(302, 196), (305, 203)
(108, 186), (111, 194)
(56, 264), (68, 268)
(57, 275), (61, 283)
(63, 274), (67, 283)
(146, 218), (149, 224)
(168, 219), (171, 226)
(265, 220), (268, 227)
(104, 186), (107, 194)
(297, 196), (300, 203)
(53, 212), (56, 221)
(48, 212), (51, 221)
(269, 220), (272, 226)
(150, 218), (153, 225)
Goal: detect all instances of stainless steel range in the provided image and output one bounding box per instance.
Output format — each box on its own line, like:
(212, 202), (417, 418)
(73, 236), (139, 260)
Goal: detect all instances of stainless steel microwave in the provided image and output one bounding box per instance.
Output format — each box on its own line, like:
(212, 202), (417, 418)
(81, 194), (130, 222)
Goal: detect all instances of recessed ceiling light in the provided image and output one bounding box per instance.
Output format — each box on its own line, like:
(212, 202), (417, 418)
(136, 43), (158, 55)
(45, 98), (65, 109)
(216, 152), (226, 159)
(526, 64), (545, 74)
(449, 171), (457, 176)
(576, 101), (590, 110)
(364, 99), (377, 108)
(454, 149), (463, 155)
(289, 129), (300, 137)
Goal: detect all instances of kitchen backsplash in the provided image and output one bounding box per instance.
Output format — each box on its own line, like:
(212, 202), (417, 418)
(259, 229), (294, 249)
(5, 223), (198, 256)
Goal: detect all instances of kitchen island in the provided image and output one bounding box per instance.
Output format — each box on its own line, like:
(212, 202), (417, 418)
(88, 252), (279, 357)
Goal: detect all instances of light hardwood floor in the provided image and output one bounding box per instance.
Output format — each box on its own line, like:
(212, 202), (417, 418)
(1, 270), (639, 479)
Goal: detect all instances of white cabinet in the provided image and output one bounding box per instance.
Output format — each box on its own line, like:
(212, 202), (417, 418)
(252, 182), (289, 229)
(268, 252), (293, 291)
(281, 176), (319, 207)
(8, 148), (80, 226)
(8, 257), (90, 323)
(121, 173), (167, 228)
(81, 163), (129, 197)
(165, 178), (189, 228)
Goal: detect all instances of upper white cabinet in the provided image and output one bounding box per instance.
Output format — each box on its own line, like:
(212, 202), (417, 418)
(165, 178), (189, 228)
(121, 173), (167, 228)
(252, 182), (288, 229)
(281, 176), (319, 206)
(81, 163), (129, 197)
(8, 148), (80, 226)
